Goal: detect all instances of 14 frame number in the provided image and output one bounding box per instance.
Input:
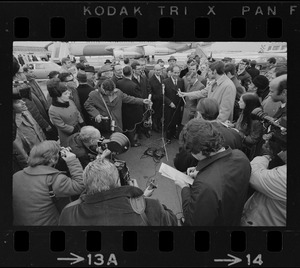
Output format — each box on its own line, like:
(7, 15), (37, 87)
(246, 254), (263, 266)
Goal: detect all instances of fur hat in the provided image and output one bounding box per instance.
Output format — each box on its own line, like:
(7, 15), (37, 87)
(252, 75), (269, 90)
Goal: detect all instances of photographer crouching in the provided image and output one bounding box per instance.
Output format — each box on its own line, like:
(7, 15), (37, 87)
(66, 125), (111, 169)
(241, 74), (287, 226)
(59, 157), (178, 226)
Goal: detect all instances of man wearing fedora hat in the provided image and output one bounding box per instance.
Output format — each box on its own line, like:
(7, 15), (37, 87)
(167, 56), (177, 68)
(96, 64), (114, 88)
(104, 59), (112, 65)
(85, 65), (96, 88)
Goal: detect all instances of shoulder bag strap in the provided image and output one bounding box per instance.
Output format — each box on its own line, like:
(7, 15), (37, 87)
(46, 172), (64, 204)
(99, 91), (113, 121)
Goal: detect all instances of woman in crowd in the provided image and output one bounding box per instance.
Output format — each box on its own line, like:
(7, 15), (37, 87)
(48, 81), (84, 146)
(13, 140), (85, 226)
(234, 92), (264, 160)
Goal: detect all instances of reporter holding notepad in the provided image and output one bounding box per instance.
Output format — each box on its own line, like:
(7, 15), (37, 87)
(175, 119), (251, 226)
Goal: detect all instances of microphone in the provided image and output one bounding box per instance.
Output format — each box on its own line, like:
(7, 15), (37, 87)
(148, 94), (152, 101)
(251, 108), (286, 131)
(162, 84), (165, 95)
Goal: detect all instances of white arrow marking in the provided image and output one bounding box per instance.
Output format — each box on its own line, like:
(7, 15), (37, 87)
(57, 252), (85, 265)
(214, 254), (242, 266)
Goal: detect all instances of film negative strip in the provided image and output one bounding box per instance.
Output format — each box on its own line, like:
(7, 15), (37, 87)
(1, 0), (299, 267)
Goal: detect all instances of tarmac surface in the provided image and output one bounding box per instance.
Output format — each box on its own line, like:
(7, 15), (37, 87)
(38, 80), (184, 223)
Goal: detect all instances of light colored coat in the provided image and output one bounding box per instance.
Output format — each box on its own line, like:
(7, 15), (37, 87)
(13, 157), (85, 226)
(241, 156), (286, 226)
(184, 75), (236, 122)
(208, 75), (236, 122)
(49, 100), (83, 146)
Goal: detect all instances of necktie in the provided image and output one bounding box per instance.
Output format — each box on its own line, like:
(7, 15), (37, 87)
(174, 79), (177, 86)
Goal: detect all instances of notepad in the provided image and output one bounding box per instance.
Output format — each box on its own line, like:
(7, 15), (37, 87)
(158, 163), (194, 185)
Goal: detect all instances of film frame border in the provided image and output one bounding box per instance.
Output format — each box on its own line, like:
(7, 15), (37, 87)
(1, 1), (300, 266)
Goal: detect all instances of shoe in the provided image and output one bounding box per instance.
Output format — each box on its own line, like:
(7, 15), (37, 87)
(132, 142), (141, 147)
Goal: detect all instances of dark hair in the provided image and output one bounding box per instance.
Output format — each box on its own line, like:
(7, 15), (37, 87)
(46, 77), (60, 92)
(187, 58), (195, 65)
(58, 72), (72, 82)
(123, 66), (132, 77)
(131, 61), (140, 70)
(48, 81), (68, 98)
(268, 57), (276, 64)
(250, 60), (257, 67)
(197, 98), (219, 120)
(102, 79), (115, 92)
(241, 58), (249, 65)
(240, 93), (261, 128)
(48, 71), (60, 79)
(76, 63), (86, 71)
(209, 61), (225, 75)
(61, 57), (70, 65)
(179, 119), (224, 157)
(224, 63), (237, 76)
(124, 58), (130, 64)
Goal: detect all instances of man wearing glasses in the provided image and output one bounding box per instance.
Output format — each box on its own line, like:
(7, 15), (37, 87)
(237, 59), (251, 91)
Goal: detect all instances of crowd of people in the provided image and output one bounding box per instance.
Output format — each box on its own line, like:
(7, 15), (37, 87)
(12, 52), (287, 226)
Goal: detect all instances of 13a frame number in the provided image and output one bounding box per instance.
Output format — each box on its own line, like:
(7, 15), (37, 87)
(87, 254), (118, 266)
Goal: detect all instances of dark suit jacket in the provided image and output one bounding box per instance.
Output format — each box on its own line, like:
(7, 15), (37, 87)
(116, 78), (143, 129)
(247, 67), (260, 80)
(181, 147), (251, 226)
(77, 83), (95, 123)
(132, 75), (151, 99)
(111, 74), (123, 86)
(163, 77), (185, 107)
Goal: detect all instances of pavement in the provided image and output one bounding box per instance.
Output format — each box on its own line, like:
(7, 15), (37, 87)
(37, 80), (184, 223)
(117, 131), (184, 222)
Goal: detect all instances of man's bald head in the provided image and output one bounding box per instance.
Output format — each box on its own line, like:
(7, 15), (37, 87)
(154, 64), (162, 76)
(154, 64), (162, 71)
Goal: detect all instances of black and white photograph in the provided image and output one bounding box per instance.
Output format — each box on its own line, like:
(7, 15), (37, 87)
(12, 41), (287, 227)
